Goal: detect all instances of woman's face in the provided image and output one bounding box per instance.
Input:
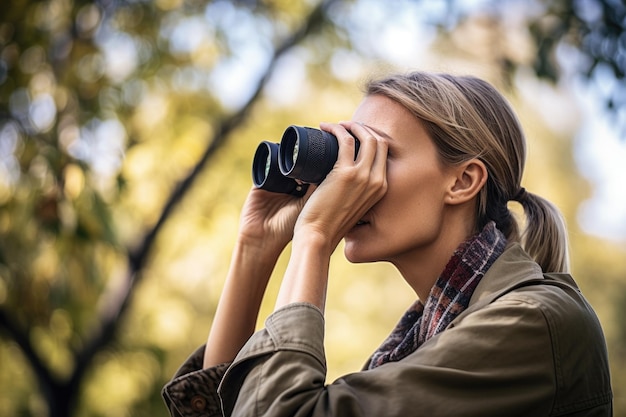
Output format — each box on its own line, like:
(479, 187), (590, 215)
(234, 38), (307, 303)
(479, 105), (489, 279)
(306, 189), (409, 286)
(344, 95), (457, 267)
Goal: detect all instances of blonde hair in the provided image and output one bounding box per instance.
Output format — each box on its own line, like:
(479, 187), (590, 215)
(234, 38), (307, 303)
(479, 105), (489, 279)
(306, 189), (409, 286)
(366, 71), (569, 272)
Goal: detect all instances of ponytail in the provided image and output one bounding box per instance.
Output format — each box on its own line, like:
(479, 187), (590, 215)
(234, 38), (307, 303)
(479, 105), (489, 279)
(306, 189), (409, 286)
(478, 183), (570, 273)
(516, 190), (570, 273)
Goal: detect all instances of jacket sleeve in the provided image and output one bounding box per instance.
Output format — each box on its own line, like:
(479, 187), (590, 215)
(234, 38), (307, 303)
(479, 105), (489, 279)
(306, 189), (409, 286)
(219, 299), (559, 417)
(162, 345), (231, 417)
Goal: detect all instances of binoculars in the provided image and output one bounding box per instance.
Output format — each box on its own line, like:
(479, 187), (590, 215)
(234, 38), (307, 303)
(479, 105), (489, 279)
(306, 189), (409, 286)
(252, 125), (351, 196)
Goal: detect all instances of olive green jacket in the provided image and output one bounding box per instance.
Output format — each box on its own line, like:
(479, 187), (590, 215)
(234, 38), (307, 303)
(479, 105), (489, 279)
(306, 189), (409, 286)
(162, 244), (613, 416)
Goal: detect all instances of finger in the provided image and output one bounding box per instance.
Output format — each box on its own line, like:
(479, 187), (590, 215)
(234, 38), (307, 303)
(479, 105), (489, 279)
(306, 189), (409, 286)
(319, 122), (358, 166)
(364, 123), (388, 171)
(342, 121), (388, 200)
(341, 121), (383, 170)
(371, 134), (389, 196)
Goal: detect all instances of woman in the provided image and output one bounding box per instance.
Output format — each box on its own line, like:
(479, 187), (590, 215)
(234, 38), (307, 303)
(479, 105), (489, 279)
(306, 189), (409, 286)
(162, 71), (612, 416)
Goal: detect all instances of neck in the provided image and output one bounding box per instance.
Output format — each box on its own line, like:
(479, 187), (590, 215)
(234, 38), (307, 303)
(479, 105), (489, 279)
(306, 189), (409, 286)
(392, 212), (476, 301)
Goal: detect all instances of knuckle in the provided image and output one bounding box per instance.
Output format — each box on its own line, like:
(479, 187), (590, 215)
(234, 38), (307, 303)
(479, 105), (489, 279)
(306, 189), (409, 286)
(353, 169), (369, 184)
(338, 132), (353, 143)
(362, 133), (377, 145)
(371, 176), (386, 192)
(337, 166), (359, 182)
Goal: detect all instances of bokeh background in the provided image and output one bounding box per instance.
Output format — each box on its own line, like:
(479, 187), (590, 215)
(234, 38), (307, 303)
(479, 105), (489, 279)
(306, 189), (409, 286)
(1, 0), (625, 416)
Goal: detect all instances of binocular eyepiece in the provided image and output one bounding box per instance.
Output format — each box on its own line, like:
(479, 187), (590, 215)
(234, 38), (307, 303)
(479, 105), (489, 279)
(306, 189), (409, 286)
(252, 125), (349, 196)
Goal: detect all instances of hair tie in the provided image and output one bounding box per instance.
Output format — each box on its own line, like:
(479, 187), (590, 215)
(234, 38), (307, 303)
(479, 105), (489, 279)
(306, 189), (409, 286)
(512, 187), (526, 202)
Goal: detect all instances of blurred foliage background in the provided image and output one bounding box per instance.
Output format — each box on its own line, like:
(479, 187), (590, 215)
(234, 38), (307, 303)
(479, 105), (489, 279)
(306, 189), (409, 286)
(0, 0), (625, 416)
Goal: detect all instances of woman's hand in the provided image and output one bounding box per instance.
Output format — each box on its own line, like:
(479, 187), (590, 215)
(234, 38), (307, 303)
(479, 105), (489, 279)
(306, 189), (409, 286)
(293, 121), (388, 252)
(237, 185), (313, 254)
(275, 121), (388, 311)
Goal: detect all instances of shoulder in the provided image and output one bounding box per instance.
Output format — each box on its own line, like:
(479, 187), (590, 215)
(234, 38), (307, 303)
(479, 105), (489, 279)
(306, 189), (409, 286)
(465, 243), (608, 374)
(451, 261), (613, 415)
(472, 277), (604, 361)
(471, 242), (605, 349)
(496, 272), (609, 370)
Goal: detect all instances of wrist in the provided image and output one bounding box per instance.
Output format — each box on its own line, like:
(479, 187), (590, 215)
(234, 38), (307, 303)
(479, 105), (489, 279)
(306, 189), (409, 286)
(235, 233), (286, 262)
(291, 226), (336, 258)
(225, 238), (281, 292)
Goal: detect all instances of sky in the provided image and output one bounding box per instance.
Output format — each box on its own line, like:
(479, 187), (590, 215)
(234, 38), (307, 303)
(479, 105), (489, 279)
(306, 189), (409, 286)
(573, 82), (626, 242)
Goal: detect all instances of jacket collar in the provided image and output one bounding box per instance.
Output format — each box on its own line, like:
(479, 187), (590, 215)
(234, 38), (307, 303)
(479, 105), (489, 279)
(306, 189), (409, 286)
(451, 243), (582, 325)
(463, 243), (544, 314)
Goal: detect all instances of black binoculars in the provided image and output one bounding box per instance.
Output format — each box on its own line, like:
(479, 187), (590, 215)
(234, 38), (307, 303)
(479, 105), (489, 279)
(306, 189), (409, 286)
(252, 125), (351, 196)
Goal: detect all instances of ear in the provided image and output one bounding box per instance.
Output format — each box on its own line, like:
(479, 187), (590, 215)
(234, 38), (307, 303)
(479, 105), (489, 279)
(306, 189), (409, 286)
(444, 159), (488, 205)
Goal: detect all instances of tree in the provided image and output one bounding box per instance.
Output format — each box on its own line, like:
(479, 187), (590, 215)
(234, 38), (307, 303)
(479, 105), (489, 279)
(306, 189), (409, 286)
(436, 0), (626, 126)
(0, 0), (624, 416)
(527, 0), (625, 121)
(0, 0), (343, 415)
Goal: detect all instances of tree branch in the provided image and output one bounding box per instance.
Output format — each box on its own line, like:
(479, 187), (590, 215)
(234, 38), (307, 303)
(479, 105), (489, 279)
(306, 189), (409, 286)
(0, 307), (60, 407)
(70, 0), (340, 397)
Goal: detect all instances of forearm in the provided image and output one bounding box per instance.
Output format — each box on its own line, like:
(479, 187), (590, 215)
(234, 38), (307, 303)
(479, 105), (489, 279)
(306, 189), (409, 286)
(203, 238), (282, 368)
(275, 231), (333, 312)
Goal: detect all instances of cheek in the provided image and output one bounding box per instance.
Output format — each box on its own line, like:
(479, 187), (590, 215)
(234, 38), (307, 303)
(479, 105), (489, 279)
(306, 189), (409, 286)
(382, 193), (444, 238)
(384, 162), (441, 211)
(381, 166), (448, 231)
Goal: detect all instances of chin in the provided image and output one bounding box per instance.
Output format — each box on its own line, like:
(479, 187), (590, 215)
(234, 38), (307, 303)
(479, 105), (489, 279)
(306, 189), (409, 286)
(344, 244), (378, 264)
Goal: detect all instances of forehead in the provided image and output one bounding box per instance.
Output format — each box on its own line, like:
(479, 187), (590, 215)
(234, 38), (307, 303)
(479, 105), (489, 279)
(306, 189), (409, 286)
(351, 94), (428, 143)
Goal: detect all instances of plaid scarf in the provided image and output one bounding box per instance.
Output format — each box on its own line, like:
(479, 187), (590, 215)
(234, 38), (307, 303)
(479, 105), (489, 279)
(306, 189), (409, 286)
(367, 221), (506, 369)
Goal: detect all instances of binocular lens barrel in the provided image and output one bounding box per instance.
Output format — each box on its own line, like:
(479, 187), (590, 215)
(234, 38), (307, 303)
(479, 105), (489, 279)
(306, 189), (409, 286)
(252, 125), (345, 195)
(252, 141), (306, 196)
(278, 126), (338, 185)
